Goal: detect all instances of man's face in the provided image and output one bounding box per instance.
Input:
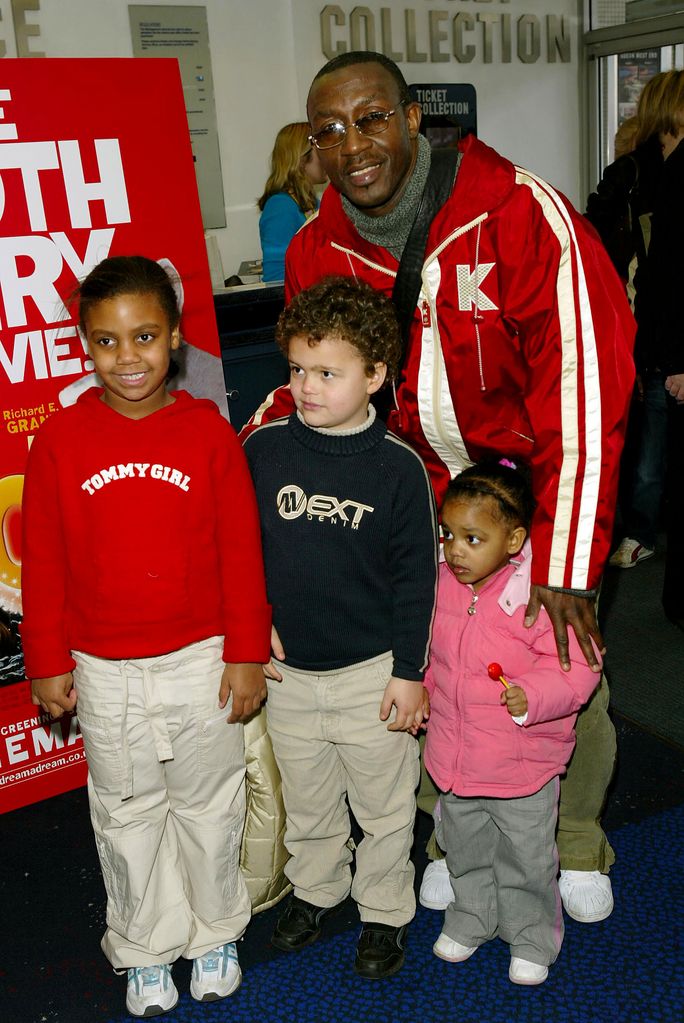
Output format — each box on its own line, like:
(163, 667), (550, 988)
(307, 62), (422, 218)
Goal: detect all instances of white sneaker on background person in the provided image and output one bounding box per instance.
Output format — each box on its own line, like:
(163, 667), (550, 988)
(559, 870), (614, 923)
(190, 942), (242, 1002)
(126, 965), (178, 1018)
(608, 537), (655, 568)
(419, 858), (452, 910)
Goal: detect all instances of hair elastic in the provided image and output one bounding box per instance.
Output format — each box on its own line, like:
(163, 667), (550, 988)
(499, 458), (517, 470)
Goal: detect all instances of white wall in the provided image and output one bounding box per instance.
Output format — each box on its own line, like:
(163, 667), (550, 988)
(0, 0), (584, 278)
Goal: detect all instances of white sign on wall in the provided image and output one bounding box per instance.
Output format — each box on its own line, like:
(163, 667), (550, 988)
(129, 4), (226, 229)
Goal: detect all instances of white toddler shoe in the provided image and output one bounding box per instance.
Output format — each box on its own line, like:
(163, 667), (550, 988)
(433, 933), (478, 962)
(509, 957), (549, 985)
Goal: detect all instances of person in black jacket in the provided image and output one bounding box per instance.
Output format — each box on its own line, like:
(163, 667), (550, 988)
(635, 71), (684, 628)
(587, 73), (681, 572)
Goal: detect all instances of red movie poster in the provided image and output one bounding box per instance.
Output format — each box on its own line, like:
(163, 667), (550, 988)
(0, 59), (222, 812)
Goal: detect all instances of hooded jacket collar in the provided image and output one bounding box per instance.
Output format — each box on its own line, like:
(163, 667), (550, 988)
(498, 539), (533, 616)
(316, 134), (518, 255)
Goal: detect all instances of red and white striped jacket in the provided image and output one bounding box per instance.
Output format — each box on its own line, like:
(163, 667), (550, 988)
(245, 135), (635, 591)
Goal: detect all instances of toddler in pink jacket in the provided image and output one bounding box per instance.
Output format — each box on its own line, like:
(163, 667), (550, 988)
(423, 460), (600, 985)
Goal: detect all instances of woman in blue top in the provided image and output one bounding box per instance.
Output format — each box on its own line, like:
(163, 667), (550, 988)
(258, 122), (327, 283)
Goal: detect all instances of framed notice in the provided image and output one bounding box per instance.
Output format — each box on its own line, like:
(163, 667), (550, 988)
(129, 4), (226, 229)
(0, 57), (221, 813)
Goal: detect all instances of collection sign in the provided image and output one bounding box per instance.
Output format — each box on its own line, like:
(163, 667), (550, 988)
(319, 3), (572, 64)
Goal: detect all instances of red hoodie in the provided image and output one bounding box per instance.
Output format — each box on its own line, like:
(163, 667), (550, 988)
(21, 389), (271, 678)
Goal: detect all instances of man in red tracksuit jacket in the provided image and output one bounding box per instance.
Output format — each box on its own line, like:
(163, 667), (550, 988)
(245, 51), (635, 925)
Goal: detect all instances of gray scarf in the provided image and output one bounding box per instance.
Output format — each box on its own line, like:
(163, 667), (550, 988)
(341, 134), (432, 261)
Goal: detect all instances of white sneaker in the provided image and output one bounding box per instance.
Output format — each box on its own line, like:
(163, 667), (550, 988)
(509, 957), (548, 985)
(126, 965), (178, 1018)
(559, 870), (614, 923)
(419, 859), (452, 910)
(608, 537), (654, 568)
(190, 942), (242, 1002)
(432, 932), (477, 963)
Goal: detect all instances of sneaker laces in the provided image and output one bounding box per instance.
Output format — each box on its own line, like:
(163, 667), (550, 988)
(195, 943), (237, 974)
(362, 926), (396, 948)
(285, 900), (317, 924)
(197, 950), (220, 972)
(129, 965), (170, 989)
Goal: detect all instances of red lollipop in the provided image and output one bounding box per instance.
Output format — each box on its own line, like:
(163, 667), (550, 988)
(487, 662), (510, 688)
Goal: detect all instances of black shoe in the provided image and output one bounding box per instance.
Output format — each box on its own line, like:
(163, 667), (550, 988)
(354, 923), (407, 979)
(271, 896), (338, 952)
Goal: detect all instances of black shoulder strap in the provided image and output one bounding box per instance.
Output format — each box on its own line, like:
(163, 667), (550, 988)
(391, 147), (460, 357)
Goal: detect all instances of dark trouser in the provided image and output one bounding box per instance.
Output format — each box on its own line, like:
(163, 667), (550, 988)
(663, 394), (684, 620)
(621, 372), (667, 550)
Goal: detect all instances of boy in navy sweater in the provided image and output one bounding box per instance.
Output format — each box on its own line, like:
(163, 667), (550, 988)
(244, 276), (437, 978)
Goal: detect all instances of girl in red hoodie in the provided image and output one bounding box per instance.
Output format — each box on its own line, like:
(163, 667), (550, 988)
(21, 256), (271, 1018)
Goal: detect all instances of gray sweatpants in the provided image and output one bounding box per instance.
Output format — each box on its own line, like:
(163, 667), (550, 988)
(436, 777), (563, 967)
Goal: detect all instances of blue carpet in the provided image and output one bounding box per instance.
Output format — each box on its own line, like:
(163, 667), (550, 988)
(104, 804), (684, 1023)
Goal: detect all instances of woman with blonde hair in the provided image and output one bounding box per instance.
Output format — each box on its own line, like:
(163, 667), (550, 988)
(258, 122), (327, 282)
(632, 67), (684, 153)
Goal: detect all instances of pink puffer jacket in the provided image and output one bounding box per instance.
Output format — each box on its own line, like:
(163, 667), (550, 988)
(424, 544), (600, 798)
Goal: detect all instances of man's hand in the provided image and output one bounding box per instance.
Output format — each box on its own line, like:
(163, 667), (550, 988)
(665, 373), (684, 403)
(524, 585), (603, 673)
(31, 673), (77, 719)
(379, 677), (425, 732)
(263, 625), (285, 682)
(500, 684), (528, 718)
(219, 663), (267, 723)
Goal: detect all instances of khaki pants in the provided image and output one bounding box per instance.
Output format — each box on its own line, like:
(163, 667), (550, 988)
(74, 637), (250, 969)
(420, 673), (617, 872)
(266, 652), (420, 926)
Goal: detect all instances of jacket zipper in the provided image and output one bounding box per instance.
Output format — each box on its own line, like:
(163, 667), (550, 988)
(330, 242), (398, 279)
(423, 214), (491, 444)
(453, 588), (478, 781)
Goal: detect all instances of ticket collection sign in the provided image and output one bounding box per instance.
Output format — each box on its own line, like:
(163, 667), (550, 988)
(0, 58), (221, 813)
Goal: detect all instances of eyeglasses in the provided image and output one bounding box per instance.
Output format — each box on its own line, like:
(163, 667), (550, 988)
(308, 102), (407, 151)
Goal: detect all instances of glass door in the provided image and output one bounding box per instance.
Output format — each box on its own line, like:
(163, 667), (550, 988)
(582, 4), (684, 197)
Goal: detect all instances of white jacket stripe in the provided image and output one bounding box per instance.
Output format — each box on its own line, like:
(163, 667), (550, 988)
(418, 259), (474, 479)
(516, 168), (602, 590)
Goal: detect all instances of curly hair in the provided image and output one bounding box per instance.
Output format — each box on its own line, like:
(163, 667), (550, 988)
(275, 276), (403, 381)
(444, 459), (536, 532)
